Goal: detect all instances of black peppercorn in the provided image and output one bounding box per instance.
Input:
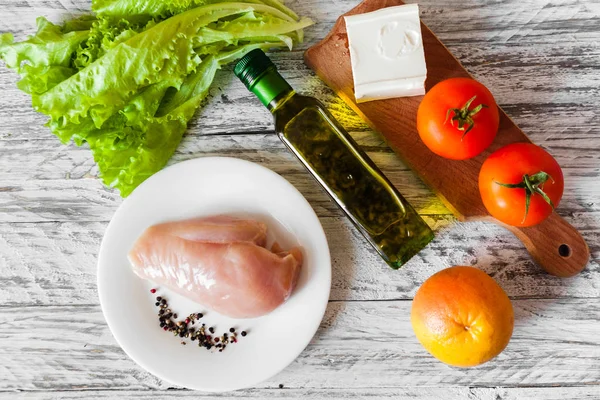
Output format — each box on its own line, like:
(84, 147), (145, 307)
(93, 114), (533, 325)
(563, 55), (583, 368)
(241, 331), (247, 337)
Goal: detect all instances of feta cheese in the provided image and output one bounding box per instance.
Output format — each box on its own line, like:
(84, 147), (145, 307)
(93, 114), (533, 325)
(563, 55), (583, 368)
(344, 4), (427, 103)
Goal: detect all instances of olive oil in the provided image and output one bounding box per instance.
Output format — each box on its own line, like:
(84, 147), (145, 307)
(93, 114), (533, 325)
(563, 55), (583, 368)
(235, 50), (433, 268)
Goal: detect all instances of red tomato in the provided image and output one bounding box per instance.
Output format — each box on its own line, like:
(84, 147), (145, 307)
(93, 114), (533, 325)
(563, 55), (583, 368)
(417, 78), (500, 160)
(479, 143), (564, 227)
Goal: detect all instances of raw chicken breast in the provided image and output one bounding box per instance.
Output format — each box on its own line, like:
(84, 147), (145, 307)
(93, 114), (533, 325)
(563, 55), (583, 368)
(128, 216), (303, 318)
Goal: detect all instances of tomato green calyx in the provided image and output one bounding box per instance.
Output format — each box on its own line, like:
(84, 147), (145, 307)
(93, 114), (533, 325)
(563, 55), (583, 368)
(495, 171), (556, 224)
(445, 95), (488, 139)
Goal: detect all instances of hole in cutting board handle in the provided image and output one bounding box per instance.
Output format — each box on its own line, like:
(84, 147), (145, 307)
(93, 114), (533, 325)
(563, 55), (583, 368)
(558, 244), (572, 258)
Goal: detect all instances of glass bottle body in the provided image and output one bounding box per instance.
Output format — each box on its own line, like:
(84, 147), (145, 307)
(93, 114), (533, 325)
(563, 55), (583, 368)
(270, 91), (434, 268)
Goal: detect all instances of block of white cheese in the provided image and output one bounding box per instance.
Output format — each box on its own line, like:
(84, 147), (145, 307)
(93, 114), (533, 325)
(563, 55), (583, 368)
(344, 4), (427, 103)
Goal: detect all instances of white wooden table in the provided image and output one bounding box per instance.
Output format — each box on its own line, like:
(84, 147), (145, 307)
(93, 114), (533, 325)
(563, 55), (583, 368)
(1, 1), (599, 398)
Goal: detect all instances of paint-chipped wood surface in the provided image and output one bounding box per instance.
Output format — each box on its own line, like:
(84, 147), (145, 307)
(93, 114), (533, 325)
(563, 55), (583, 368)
(0, 0), (598, 399)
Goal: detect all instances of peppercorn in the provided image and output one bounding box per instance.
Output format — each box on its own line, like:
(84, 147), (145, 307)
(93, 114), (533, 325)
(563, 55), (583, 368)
(279, 384), (284, 389)
(151, 293), (246, 353)
(150, 288), (156, 294)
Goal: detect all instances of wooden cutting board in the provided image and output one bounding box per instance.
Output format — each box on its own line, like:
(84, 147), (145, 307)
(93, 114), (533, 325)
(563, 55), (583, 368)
(304, 0), (589, 277)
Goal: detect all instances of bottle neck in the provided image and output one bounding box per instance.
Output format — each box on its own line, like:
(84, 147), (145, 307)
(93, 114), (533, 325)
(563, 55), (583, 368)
(248, 66), (294, 110)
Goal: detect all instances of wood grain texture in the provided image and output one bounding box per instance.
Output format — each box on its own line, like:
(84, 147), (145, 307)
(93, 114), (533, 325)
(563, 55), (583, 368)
(0, 300), (598, 391)
(304, 0), (591, 277)
(1, 218), (598, 307)
(3, 132), (598, 222)
(2, 387), (600, 400)
(0, 0), (599, 398)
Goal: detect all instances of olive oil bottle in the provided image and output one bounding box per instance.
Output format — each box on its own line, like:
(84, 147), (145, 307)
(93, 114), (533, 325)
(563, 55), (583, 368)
(234, 49), (433, 268)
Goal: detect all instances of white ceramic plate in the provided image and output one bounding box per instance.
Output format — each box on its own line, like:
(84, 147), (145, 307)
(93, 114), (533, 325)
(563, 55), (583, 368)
(98, 157), (331, 392)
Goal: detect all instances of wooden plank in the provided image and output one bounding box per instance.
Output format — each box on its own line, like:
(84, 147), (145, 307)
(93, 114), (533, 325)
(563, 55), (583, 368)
(0, 300), (598, 391)
(1, 217), (598, 306)
(1, 0), (599, 44)
(1, 386), (600, 400)
(0, 132), (445, 224)
(1, 46), (599, 140)
(0, 132), (598, 223)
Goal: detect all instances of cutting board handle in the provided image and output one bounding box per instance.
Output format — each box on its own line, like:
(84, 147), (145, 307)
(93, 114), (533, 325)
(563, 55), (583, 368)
(506, 213), (589, 277)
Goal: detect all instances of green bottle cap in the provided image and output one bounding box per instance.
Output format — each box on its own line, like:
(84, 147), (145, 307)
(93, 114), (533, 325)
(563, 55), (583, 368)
(234, 49), (292, 107)
(234, 49), (274, 88)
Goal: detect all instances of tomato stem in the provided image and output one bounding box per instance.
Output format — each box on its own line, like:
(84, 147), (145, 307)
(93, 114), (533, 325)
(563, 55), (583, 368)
(495, 171), (556, 224)
(445, 95), (488, 140)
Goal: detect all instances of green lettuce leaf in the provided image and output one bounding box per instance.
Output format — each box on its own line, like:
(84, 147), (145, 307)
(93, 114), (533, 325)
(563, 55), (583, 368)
(73, 17), (156, 70)
(93, 0), (299, 20)
(0, 17), (91, 94)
